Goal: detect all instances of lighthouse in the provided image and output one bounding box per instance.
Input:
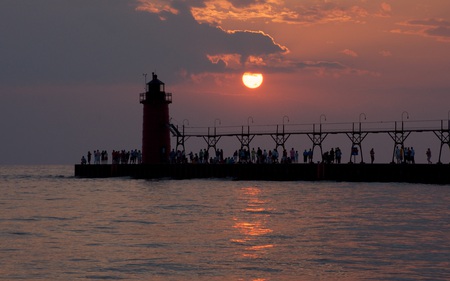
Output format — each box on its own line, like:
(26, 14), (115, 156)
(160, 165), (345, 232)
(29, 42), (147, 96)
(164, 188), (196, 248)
(140, 73), (172, 164)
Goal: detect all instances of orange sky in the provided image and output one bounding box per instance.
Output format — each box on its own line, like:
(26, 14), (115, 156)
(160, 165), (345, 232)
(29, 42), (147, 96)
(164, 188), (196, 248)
(1, 0), (449, 164)
(166, 1), (450, 129)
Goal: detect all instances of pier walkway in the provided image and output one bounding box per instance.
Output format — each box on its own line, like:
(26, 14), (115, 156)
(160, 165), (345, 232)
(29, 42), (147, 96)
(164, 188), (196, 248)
(170, 118), (450, 164)
(75, 163), (450, 184)
(76, 118), (450, 184)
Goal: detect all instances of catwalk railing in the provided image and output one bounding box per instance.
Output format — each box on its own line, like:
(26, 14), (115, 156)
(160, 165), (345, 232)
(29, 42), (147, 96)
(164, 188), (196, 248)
(170, 119), (450, 164)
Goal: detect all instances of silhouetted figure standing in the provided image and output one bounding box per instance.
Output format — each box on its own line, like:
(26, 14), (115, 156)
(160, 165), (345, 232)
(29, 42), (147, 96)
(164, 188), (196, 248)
(426, 148), (432, 164)
(335, 147), (342, 164)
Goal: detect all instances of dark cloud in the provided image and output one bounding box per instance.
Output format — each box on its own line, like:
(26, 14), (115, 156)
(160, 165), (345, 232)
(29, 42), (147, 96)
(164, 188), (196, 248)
(398, 18), (450, 41)
(408, 19), (450, 27)
(426, 26), (450, 37)
(228, 0), (267, 8)
(0, 0), (286, 86)
(296, 61), (346, 70)
(1, 0), (159, 85)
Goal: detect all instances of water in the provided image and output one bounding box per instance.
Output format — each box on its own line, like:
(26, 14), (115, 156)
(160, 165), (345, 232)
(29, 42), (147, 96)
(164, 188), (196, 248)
(1, 165), (449, 280)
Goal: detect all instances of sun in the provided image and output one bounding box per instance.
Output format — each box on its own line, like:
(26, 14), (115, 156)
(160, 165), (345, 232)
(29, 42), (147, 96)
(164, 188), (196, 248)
(242, 72), (263, 89)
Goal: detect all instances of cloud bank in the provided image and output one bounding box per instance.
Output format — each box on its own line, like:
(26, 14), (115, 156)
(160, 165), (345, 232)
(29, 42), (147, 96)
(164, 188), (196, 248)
(0, 0), (289, 87)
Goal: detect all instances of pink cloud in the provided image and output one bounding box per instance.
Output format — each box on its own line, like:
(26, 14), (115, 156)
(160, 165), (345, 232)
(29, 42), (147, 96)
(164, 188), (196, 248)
(375, 2), (392, 18)
(340, 49), (359, 57)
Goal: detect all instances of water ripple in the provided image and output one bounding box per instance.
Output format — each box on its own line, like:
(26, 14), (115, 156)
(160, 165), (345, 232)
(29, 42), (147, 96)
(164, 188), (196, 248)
(0, 166), (449, 280)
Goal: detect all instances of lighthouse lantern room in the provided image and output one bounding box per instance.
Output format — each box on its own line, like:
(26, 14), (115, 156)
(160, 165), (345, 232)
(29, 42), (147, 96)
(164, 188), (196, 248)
(140, 73), (172, 164)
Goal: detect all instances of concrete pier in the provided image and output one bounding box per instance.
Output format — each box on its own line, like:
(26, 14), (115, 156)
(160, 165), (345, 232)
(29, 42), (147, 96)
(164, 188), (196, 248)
(74, 163), (450, 184)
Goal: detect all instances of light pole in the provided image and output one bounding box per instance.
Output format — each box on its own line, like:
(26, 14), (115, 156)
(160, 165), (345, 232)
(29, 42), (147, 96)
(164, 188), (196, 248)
(183, 119), (189, 134)
(320, 114), (327, 132)
(401, 111), (409, 131)
(247, 116), (254, 134)
(208, 118), (222, 138)
(283, 115), (289, 134)
(215, 118), (221, 125)
(359, 113), (366, 131)
(214, 118), (221, 132)
(247, 116), (254, 126)
(447, 110), (450, 130)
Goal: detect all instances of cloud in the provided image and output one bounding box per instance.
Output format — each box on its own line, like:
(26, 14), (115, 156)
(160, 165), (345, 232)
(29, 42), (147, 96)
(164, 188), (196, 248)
(0, 0), (163, 85)
(134, 0), (380, 78)
(188, 0), (371, 26)
(0, 0), (288, 87)
(260, 60), (380, 78)
(340, 49), (359, 57)
(381, 2), (392, 13)
(290, 4), (370, 25)
(297, 61), (347, 70)
(228, 0), (269, 9)
(207, 54), (241, 69)
(0, 0), (380, 88)
(136, 0), (179, 19)
(190, 0), (298, 25)
(392, 18), (450, 42)
(137, 0), (387, 27)
(374, 2), (392, 18)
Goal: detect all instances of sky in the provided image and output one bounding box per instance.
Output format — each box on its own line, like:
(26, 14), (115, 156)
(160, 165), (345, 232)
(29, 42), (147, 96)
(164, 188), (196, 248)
(1, 0), (450, 165)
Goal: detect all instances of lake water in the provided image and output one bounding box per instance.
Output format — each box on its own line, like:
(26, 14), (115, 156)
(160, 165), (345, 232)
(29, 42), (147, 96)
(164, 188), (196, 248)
(1, 165), (449, 280)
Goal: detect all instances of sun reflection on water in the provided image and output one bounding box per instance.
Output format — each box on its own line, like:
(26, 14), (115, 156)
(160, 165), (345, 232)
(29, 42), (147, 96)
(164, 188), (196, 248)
(231, 186), (274, 259)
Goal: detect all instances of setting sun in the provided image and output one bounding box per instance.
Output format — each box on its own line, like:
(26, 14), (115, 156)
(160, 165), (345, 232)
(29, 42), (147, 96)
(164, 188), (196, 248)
(242, 72), (263, 89)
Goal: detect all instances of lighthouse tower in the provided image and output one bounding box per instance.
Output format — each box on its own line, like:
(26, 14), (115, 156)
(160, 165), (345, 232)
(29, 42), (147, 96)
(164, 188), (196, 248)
(140, 73), (172, 164)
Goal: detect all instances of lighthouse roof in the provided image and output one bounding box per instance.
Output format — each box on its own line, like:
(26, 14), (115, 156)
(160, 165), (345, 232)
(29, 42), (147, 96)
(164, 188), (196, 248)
(147, 72), (164, 85)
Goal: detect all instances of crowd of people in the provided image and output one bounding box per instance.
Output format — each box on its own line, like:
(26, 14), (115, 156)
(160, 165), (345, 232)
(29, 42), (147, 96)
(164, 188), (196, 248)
(81, 146), (435, 165)
(394, 146), (416, 164)
(166, 146), (348, 164)
(81, 149), (142, 165)
(172, 147), (301, 165)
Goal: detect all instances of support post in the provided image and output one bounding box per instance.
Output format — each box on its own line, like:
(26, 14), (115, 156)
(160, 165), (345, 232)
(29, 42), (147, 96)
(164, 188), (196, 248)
(270, 125), (291, 151)
(202, 127), (222, 155)
(433, 120), (450, 164)
(307, 123), (328, 163)
(345, 122), (368, 163)
(236, 125), (255, 151)
(387, 121), (411, 163)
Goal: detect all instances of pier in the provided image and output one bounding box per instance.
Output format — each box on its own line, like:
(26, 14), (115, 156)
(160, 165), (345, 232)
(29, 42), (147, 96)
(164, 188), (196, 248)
(170, 117), (450, 164)
(75, 163), (450, 184)
(76, 117), (450, 184)
(75, 73), (450, 183)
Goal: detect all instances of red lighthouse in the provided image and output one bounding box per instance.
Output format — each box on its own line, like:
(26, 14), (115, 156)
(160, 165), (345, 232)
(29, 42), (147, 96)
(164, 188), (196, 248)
(140, 73), (172, 164)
